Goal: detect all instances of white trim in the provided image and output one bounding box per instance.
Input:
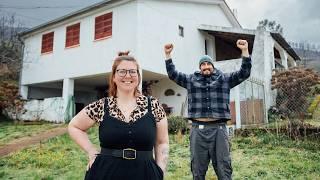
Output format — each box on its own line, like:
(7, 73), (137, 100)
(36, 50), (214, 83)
(198, 24), (255, 35)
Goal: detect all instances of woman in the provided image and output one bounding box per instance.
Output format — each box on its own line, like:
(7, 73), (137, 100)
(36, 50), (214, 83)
(68, 51), (169, 180)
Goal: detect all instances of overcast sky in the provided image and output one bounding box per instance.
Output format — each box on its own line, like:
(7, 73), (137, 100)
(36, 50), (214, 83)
(0, 0), (319, 45)
(225, 0), (320, 45)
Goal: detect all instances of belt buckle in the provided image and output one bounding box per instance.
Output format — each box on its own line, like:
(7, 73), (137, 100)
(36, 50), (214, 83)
(123, 148), (136, 160)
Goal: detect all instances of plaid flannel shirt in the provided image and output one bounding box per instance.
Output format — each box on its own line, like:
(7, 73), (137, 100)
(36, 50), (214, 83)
(165, 57), (252, 121)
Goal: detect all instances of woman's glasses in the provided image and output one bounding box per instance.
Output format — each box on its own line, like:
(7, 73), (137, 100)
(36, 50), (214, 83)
(116, 69), (138, 77)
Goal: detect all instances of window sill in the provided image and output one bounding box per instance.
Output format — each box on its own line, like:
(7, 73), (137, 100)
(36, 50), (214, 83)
(94, 35), (112, 42)
(65, 44), (80, 49)
(41, 51), (53, 55)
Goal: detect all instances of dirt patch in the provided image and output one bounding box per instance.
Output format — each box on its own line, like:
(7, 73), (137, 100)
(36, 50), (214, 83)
(0, 127), (67, 157)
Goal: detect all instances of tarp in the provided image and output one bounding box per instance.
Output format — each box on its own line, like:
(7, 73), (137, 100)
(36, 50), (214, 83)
(64, 95), (75, 123)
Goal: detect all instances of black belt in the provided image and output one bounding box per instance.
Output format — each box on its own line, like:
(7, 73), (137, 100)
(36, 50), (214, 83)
(192, 122), (226, 128)
(100, 148), (153, 160)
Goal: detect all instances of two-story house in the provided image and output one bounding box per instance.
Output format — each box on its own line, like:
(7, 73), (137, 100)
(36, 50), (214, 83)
(18, 0), (300, 131)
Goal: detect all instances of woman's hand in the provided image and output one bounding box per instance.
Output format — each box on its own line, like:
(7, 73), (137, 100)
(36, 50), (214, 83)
(87, 149), (99, 170)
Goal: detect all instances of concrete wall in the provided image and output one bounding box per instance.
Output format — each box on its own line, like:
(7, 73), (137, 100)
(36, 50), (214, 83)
(18, 97), (65, 122)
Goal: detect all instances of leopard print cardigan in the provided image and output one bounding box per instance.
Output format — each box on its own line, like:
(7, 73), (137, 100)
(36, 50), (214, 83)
(84, 95), (166, 124)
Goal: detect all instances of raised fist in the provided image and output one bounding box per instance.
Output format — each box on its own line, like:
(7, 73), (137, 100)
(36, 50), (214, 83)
(164, 43), (174, 55)
(236, 39), (248, 51)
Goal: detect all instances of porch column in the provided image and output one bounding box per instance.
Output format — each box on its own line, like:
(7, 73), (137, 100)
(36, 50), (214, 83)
(19, 85), (28, 100)
(280, 50), (288, 69)
(234, 86), (241, 129)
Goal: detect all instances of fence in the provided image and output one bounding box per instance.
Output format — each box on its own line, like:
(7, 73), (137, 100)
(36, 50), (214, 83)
(239, 78), (266, 126)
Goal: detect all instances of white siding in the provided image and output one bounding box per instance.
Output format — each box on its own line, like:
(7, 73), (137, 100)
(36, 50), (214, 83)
(136, 0), (234, 75)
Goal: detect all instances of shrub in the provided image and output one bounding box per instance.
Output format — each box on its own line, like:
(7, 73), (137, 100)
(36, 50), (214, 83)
(167, 116), (188, 134)
(271, 67), (320, 118)
(307, 95), (320, 114)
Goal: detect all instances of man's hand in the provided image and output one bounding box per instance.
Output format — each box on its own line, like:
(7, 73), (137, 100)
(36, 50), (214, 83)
(164, 43), (173, 59)
(236, 39), (249, 57)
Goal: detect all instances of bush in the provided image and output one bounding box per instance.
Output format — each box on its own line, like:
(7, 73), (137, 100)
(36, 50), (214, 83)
(308, 95), (320, 114)
(167, 116), (188, 134)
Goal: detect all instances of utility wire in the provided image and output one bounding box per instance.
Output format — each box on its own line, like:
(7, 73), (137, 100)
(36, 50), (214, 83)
(0, 5), (82, 9)
(0, 9), (46, 22)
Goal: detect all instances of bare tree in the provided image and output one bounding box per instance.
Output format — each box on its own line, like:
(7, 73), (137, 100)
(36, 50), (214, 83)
(0, 12), (26, 118)
(0, 12), (24, 81)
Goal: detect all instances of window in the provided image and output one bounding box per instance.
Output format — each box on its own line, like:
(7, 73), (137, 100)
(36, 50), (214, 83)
(66, 23), (80, 47)
(205, 39), (208, 55)
(94, 12), (113, 40)
(41, 32), (54, 54)
(164, 89), (175, 96)
(178, 25), (184, 37)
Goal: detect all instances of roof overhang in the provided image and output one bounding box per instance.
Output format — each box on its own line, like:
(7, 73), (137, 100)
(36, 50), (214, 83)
(270, 33), (300, 61)
(199, 24), (255, 36)
(19, 0), (124, 38)
(199, 25), (300, 61)
(199, 24), (255, 50)
(20, 0), (241, 38)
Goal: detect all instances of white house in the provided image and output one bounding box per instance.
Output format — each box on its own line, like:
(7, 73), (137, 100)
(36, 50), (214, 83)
(18, 0), (299, 129)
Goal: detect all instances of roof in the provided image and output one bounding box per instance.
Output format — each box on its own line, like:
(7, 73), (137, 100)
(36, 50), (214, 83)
(270, 33), (300, 60)
(20, 0), (115, 38)
(20, 0), (241, 38)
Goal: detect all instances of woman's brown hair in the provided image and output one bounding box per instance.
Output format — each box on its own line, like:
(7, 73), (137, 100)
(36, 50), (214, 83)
(108, 51), (141, 97)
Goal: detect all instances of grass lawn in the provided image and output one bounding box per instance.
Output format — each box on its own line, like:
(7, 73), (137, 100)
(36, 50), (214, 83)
(0, 118), (65, 147)
(0, 125), (319, 180)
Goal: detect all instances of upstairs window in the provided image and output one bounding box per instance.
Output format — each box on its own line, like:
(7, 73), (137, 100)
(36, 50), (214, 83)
(41, 32), (54, 54)
(95, 12), (113, 40)
(66, 23), (80, 47)
(178, 25), (184, 37)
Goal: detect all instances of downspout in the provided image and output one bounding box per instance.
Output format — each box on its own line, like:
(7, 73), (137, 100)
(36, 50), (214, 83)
(17, 34), (26, 100)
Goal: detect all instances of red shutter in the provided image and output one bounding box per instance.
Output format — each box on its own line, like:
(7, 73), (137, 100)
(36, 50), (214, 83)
(94, 12), (112, 40)
(66, 23), (80, 47)
(41, 32), (54, 54)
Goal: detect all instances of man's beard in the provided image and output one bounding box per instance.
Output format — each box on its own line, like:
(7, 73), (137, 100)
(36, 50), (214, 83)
(201, 69), (212, 76)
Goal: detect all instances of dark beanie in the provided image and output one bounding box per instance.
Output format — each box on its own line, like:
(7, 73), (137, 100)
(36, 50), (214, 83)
(199, 55), (214, 67)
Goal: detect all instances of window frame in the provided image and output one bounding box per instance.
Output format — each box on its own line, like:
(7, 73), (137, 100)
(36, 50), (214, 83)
(178, 25), (184, 37)
(65, 23), (80, 48)
(94, 12), (113, 40)
(41, 32), (54, 54)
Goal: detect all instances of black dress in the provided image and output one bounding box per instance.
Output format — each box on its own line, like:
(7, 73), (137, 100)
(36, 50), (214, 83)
(85, 97), (163, 180)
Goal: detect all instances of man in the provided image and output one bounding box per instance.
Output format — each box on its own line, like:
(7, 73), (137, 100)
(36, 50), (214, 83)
(164, 40), (251, 180)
